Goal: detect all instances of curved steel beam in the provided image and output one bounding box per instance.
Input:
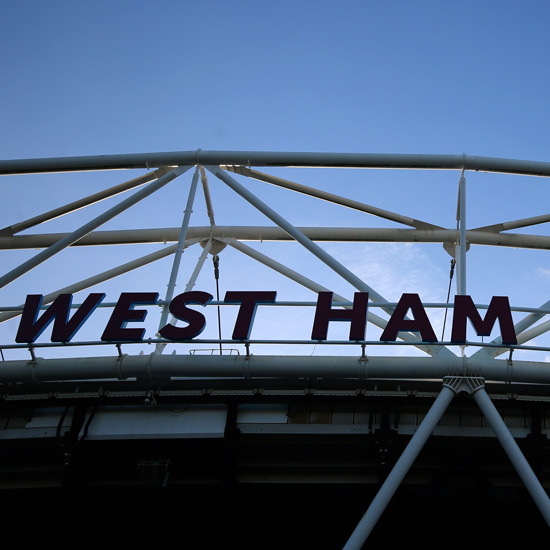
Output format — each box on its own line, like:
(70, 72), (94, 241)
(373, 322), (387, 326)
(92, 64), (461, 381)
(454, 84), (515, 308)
(1, 151), (550, 176)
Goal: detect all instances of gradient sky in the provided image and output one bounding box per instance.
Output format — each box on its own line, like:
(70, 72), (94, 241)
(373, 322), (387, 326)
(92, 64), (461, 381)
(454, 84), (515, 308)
(1, 1), (550, 361)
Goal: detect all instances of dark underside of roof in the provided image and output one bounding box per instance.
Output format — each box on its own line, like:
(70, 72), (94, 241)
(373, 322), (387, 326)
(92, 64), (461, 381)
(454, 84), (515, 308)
(0, 393), (549, 549)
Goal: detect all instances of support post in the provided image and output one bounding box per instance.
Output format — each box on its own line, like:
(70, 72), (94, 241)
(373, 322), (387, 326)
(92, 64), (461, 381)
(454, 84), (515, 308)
(456, 170), (467, 295)
(473, 386), (550, 527)
(157, 166), (200, 335)
(342, 384), (455, 550)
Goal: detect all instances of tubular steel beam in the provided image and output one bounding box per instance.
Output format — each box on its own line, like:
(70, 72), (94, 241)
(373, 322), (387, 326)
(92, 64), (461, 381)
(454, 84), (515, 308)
(0, 166), (190, 290)
(2, 151), (550, 176)
(206, 165), (387, 304)
(2, 354), (550, 385)
(474, 387), (550, 527)
(0, 169), (164, 236)
(2, 227), (550, 251)
(225, 165), (442, 230)
(473, 213), (550, 233)
(343, 384), (456, 550)
(157, 167), (200, 333)
(209, 165), (454, 357)
(473, 297), (550, 359)
(0, 242), (190, 324)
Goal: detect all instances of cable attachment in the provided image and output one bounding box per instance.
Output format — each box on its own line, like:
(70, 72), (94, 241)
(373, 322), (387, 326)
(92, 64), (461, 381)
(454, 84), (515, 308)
(449, 258), (456, 280)
(213, 254), (220, 280)
(441, 258), (457, 341)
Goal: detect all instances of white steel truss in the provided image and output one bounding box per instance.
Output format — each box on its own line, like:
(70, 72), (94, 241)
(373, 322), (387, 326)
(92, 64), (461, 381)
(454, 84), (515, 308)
(1, 150), (550, 546)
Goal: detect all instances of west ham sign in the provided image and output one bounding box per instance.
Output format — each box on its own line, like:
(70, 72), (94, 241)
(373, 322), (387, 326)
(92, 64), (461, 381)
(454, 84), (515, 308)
(15, 291), (517, 345)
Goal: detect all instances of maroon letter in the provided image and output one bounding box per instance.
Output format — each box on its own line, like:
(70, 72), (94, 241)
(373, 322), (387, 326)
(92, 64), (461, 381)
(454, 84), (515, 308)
(101, 292), (158, 342)
(224, 291), (276, 339)
(159, 291), (213, 340)
(311, 292), (369, 340)
(16, 293), (105, 343)
(380, 293), (437, 342)
(451, 295), (517, 345)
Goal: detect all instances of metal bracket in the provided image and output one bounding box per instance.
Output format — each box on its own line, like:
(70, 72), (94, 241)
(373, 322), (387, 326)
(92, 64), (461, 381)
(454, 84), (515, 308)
(442, 376), (485, 395)
(358, 345), (368, 380)
(27, 345), (37, 364)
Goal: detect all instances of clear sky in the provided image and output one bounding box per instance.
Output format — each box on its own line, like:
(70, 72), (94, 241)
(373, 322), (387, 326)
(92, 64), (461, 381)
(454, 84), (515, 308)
(1, 1), (550, 362)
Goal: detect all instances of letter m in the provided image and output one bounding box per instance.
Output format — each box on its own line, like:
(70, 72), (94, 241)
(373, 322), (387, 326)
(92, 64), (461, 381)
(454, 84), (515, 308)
(16, 293), (104, 343)
(451, 295), (517, 345)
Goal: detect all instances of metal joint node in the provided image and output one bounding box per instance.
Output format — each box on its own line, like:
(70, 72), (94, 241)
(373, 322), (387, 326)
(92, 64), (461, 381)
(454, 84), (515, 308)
(443, 376), (485, 395)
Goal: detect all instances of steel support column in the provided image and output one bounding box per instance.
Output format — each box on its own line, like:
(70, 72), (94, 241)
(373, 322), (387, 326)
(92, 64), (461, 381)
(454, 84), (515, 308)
(474, 386), (550, 527)
(157, 166), (200, 339)
(342, 384), (456, 550)
(456, 170), (467, 295)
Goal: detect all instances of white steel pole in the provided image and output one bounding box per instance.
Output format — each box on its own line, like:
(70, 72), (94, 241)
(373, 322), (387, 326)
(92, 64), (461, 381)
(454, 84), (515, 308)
(342, 385), (456, 550)
(157, 167), (200, 334)
(473, 387), (550, 527)
(3, 227), (550, 251)
(3, 151), (550, 177)
(227, 166), (439, 230)
(0, 166), (189, 290)
(4, 354), (550, 385)
(0, 170), (161, 236)
(457, 170), (467, 295)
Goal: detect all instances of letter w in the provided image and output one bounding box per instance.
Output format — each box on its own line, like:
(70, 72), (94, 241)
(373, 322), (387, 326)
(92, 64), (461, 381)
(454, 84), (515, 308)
(16, 293), (105, 343)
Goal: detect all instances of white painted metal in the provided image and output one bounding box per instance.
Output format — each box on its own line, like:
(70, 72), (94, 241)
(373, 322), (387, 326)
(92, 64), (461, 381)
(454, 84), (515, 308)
(157, 166), (200, 333)
(0, 165), (189, 289)
(222, 238), (444, 355)
(155, 239), (213, 354)
(1, 150), (550, 544)
(1, 353), (550, 385)
(457, 170), (467, 295)
(3, 226), (550, 250)
(343, 385), (456, 549)
(0, 169), (161, 236)
(209, 166), (393, 310)
(226, 165), (440, 230)
(0, 243), (182, 324)
(474, 387), (550, 527)
(2, 150), (550, 176)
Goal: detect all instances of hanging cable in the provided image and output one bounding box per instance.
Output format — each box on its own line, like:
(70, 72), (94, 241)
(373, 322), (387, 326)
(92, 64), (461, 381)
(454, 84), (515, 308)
(213, 254), (223, 355)
(441, 258), (456, 341)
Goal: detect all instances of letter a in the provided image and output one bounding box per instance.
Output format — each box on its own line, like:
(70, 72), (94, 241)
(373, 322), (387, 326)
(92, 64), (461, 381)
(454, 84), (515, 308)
(380, 293), (437, 342)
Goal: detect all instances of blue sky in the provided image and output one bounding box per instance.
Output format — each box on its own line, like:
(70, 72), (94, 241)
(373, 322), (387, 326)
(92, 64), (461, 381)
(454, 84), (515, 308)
(1, 1), (550, 362)
(3, 1), (550, 158)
